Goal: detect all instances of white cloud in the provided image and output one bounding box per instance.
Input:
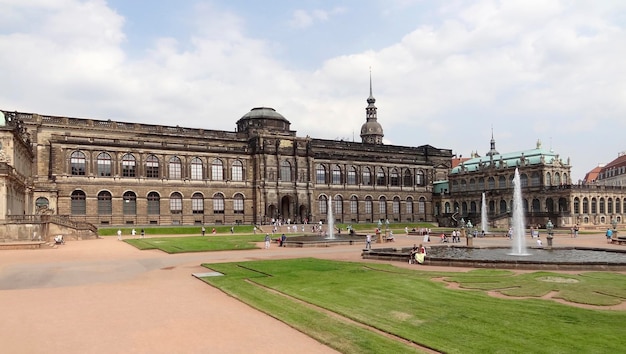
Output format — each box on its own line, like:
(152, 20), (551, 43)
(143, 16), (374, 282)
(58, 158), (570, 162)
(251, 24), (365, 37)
(288, 7), (346, 29)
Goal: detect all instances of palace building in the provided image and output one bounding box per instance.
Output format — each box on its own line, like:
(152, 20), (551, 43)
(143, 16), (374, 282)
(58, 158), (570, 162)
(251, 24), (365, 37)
(0, 82), (453, 240)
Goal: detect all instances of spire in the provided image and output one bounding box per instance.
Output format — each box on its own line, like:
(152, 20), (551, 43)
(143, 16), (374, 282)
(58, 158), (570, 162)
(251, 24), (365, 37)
(486, 127), (499, 157)
(360, 69), (384, 144)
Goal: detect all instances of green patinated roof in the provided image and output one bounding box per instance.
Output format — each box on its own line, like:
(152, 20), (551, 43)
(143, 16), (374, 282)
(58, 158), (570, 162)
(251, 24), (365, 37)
(450, 146), (565, 174)
(433, 180), (449, 193)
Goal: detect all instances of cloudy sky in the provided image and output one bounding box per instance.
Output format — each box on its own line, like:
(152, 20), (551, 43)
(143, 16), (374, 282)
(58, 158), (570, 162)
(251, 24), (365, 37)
(1, 0), (625, 180)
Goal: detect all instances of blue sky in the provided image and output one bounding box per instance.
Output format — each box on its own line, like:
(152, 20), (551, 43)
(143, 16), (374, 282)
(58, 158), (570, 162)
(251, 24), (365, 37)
(1, 0), (626, 180)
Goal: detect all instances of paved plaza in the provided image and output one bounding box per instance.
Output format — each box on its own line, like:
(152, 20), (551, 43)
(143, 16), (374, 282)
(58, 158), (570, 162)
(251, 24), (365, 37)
(0, 231), (619, 353)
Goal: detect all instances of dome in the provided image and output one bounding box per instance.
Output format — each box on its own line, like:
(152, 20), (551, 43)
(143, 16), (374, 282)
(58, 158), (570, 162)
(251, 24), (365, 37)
(360, 120), (383, 135)
(239, 107), (288, 122)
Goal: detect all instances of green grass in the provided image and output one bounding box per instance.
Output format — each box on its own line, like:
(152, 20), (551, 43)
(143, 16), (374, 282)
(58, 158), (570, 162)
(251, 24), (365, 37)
(201, 259), (626, 353)
(124, 235), (266, 253)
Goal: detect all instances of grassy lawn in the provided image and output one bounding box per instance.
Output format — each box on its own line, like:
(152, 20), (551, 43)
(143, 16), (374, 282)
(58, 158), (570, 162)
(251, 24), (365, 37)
(124, 235), (266, 253)
(201, 259), (626, 353)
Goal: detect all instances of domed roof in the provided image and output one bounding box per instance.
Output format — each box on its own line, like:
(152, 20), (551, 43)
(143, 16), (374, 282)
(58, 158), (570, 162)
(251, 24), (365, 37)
(240, 107), (288, 122)
(360, 120), (383, 135)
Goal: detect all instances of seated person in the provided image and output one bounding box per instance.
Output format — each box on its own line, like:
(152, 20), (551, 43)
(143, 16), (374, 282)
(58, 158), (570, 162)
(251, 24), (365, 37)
(409, 244), (418, 264)
(440, 233), (447, 242)
(54, 235), (64, 244)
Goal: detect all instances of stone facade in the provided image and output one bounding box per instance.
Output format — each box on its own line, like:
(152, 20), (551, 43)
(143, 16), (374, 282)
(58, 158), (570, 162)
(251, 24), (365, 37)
(1, 89), (452, 228)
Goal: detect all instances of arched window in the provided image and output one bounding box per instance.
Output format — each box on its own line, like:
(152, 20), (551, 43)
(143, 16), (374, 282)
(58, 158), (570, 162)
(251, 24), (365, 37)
(462, 201), (468, 214)
(461, 180), (467, 191)
(334, 195), (343, 215)
(347, 167), (357, 185)
(170, 192), (182, 214)
(554, 173), (561, 185)
(520, 173), (528, 187)
(531, 172), (540, 186)
(350, 196), (358, 214)
(403, 170), (412, 187)
(231, 160), (243, 181)
(332, 165), (342, 185)
(70, 151), (86, 175)
(376, 168), (386, 186)
(616, 198), (622, 214)
(123, 191), (137, 215)
(71, 190), (86, 214)
(213, 193), (225, 214)
(390, 169), (399, 186)
(362, 167), (372, 186)
(392, 196), (400, 214)
(469, 178), (476, 191)
(498, 175), (506, 189)
(97, 152), (112, 177)
(212, 159), (224, 180)
(192, 193), (204, 214)
(281, 161), (292, 182)
(316, 164), (326, 184)
(97, 191), (112, 215)
(532, 198), (540, 212)
(583, 197), (589, 214)
(546, 172), (552, 186)
(591, 198), (597, 214)
(445, 202), (451, 213)
(147, 192), (160, 215)
(600, 198), (605, 214)
(488, 177), (495, 189)
(418, 197), (426, 214)
(573, 197), (580, 214)
(319, 195), (328, 214)
(146, 154), (160, 178)
(470, 201), (477, 212)
(379, 196), (386, 214)
(365, 196), (373, 216)
(191, 157), (203, 180)
(169, 156), (182, 179)
(406, 197), (413, 214)
(500, 200), (507, 214)
(416, 170), (425, 186)
(608, 198), (613, 214)
(233, 193), (244, 214)
(121, 153), (136, 177)
(478, 177), (484, 190)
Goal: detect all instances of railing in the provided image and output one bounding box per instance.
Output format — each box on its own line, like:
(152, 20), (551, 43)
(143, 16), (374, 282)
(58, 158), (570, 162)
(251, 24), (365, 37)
(6, 214), (97, 234)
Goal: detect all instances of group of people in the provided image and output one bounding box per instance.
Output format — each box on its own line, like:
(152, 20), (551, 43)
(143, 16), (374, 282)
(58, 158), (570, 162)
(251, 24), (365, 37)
(408, 244), (427, 264)
(116, 228), (145, 240)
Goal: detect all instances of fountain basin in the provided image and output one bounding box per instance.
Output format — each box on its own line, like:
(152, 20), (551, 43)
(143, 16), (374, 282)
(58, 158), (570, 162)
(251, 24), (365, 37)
(362, 245), (626, 271)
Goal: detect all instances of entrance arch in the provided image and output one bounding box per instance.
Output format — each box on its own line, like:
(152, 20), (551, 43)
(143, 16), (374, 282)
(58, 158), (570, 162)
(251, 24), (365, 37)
(280, 196), (292, 222)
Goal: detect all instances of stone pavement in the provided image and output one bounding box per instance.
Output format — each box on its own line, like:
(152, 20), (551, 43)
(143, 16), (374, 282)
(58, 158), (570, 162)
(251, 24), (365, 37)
(0, 231), (616, 353)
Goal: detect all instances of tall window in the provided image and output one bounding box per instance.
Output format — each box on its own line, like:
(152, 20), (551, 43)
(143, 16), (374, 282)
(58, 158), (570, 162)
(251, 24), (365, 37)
(122, 154), (136, 177)
(234, 193), (244, 214)
(169, 156), (182, 179)
(170, 192), (182, 214)
(617, 198), (622, 214)
(123, 191), (137, 215)
(488, 177), (495, 189)
(379, 196), (386, 214)
(97, 152), (111, 177)
(190, 157), (203, 180)
(192, 193), (204, 214)
(147, 192), (160, 215)
(316, 164), (326, 184)
(365, 196), (373, 215)
(319, 195), (328, 214)
(376, 168), (386, 186)
(406, 197), (413, 214)
(332, 165), (341, 185)
(416, 170), (425, 186)
(71, 190), (86, 214)
(347, 167), (357, 185)
(574, 197), (580, 214)
(390, 169), (399, 186)
(350, 196), (358, 214)
(97, 191), (112, 215)
(362, 167), (372, 186)
(334, 195), (343, 215)
(70, 151), (86, 175)
(281, 161), (292, 182)
(499, 175), (506, 189)
(212, 159), (223, 180)
(403, 170), (412, 187)
(213, 193), (225, 214)
(583, 198), (589, 214)
(146, 154), (160, 178)
(392, 197), (400, 214)
(231, 160), (243, 181)
(419, 197), (426, 214)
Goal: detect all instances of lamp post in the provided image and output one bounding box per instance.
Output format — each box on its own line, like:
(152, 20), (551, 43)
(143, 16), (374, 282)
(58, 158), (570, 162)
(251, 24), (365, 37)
(546, 219), (554, 248)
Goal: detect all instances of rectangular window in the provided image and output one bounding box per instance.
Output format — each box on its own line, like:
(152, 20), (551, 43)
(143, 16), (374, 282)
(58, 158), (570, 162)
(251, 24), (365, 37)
(169, 163), (181, 179)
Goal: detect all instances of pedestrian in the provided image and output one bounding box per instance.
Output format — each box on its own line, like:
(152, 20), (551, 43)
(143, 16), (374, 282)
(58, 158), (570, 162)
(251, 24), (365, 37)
(365, 234), (371, 250)
(264, 233), (271, 249)
(117, 229), (122, 241)
(281, 233), (286, 247)
(212, 228), (216, 235)
(201, 226), (206, 236)
(606, 228), (613, 243)
(230, 226), (234, 234)
(253, 226), (257, 234)
(131, 228), (136, 238)
(574, 224), (579, 238)
(140, 228), (145, 238)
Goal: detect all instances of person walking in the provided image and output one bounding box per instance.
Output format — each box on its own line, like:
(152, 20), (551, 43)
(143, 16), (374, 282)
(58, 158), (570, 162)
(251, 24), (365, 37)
(606, 228), (613, 243)
(140, 228), (145, 238)
(365, 234), (372, 250)
(264, 233), (271, 249)
(117, 229), (122, 241)
(201, 226), (206, 236)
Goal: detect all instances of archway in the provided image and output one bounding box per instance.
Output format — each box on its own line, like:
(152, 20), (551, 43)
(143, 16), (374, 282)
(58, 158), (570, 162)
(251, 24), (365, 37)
(299, 204), (308, 224)
(280, 196), (292, 223)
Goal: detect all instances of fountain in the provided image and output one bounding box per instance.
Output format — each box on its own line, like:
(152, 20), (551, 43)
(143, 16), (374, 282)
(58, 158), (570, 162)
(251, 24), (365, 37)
(481, 192), (489, 234)
(510, 168), (529, 256)
(327, 197), (334, 239)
